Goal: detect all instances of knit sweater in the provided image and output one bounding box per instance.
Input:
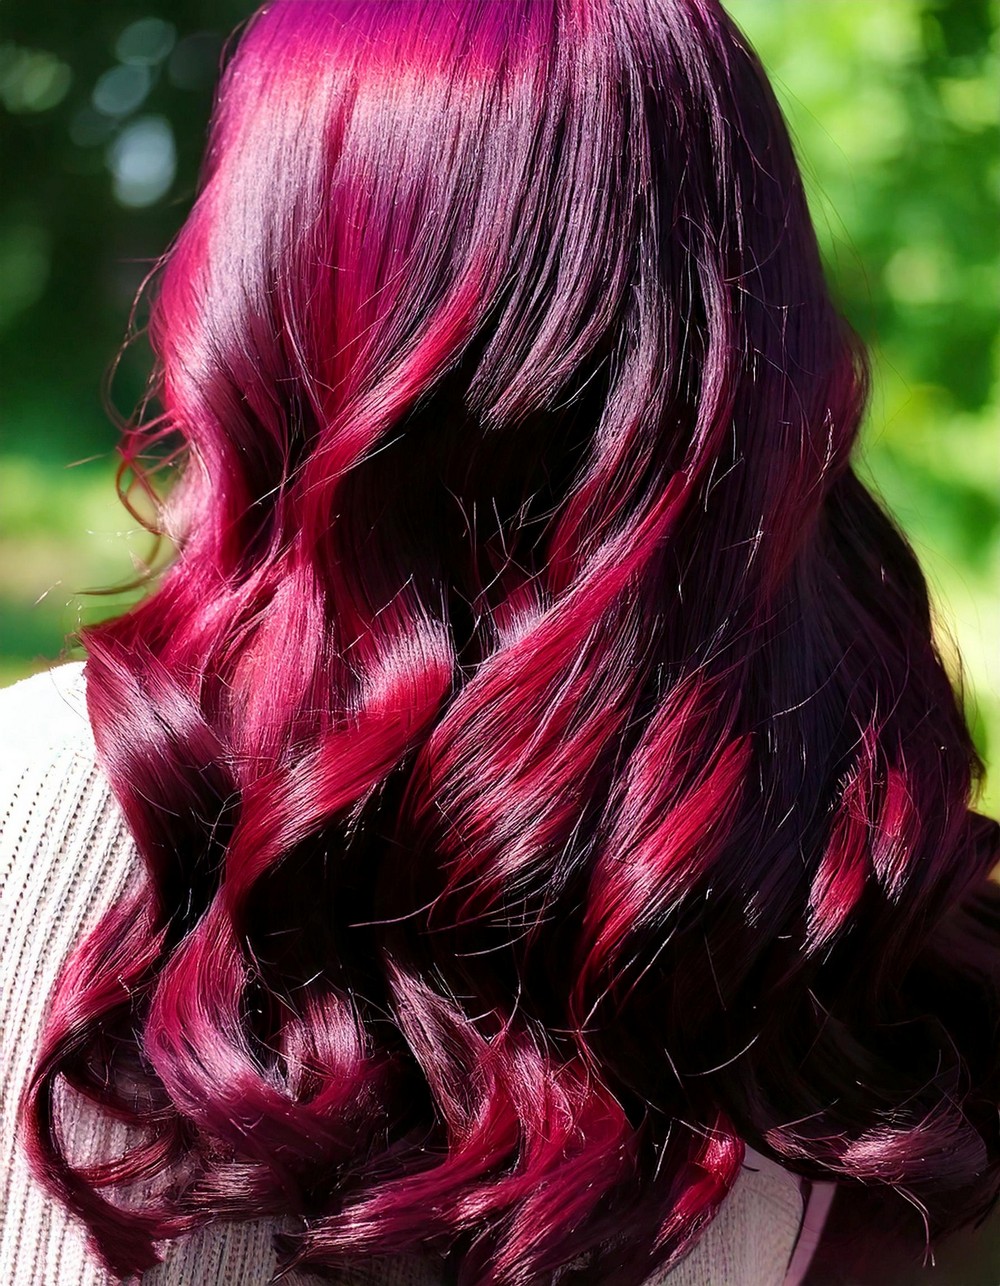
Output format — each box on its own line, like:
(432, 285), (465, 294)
(0, 662), (833, 1285)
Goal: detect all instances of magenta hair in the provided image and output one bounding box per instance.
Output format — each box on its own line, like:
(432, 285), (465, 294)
(20, 2), (1000, 1283)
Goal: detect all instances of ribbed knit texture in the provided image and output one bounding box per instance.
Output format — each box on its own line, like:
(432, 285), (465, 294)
(0, 661), (826, 1285)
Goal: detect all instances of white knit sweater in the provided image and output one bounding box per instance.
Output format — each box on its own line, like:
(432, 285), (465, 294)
(0, 662), (832, 1285)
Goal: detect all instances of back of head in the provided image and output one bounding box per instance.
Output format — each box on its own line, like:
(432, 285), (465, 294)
(22, 1), (1000, 1282)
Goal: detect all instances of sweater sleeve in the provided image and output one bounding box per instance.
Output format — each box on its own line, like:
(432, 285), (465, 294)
(0, 662), (823, 1286)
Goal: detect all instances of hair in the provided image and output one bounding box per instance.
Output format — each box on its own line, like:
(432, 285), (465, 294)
(20, 1), (1000, 1282)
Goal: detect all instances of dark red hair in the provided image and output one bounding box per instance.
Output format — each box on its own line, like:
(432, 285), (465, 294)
(22, 1), (1000, 1282)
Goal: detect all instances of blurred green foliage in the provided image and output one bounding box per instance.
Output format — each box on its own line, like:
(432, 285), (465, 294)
(1, 1), (997, 816)
(728, 0), (1000, 820)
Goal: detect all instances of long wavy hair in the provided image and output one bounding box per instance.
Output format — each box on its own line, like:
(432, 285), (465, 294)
(21, 1), (1000, 1282)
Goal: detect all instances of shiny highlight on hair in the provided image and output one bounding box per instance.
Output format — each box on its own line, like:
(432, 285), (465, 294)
(21, 1), (1000, 1282)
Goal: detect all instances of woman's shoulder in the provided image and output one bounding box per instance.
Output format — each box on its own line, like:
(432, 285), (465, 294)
(0, 658), (112, 923)
(0, 658), (118, 902)
(0, 659), (91, 759)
